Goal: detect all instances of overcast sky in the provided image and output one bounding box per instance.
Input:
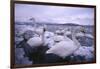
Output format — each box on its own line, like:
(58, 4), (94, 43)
(15, 4), (94, 25)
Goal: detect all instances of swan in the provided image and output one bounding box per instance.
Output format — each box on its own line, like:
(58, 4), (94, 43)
(17, 27), (49, 63)
(46, 27), (81, 59)
(16, 30), (38, 61)
(53, 35), (65, 42)
(34, 27), (44, 35)
(53, 29), (71, 43)
(73, 35), (94, 61)
(76, 32), (93, 39)
(75, 27), (93, 39)
(64, 28), (71, 36)
(26, 23), (46, 47)
(44, 31), (55, 48)
(43, 29), (65, 48)
(27, 27), (45, 48)
(85, 34), (94, 39)
(72, 27), (94, 62)
(44, 29), (69, 48)
(27, 36), (43, 48)
(45, 27), (94, 62)
(73, 46), (94, 62)
(43, 29), (72, 50)
(27, 26), (55, 48)
(76, 32), (85, 37)
(66, 26), (93, 41)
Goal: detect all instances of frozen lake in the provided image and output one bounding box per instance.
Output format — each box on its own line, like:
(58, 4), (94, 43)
(15, 22), (95, 65)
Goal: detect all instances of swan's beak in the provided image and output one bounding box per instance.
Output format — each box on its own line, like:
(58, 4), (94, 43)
(43, 27), (46, 32)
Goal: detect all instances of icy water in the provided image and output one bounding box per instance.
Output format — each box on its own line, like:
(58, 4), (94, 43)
(15, 22), (95, 65)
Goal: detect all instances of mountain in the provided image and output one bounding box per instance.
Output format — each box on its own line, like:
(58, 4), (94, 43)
(15, 21), (93, 27)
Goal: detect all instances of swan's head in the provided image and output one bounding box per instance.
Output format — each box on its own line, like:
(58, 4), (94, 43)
(64, 27), (71, 35)
(55, 29), (64, 35)
(43, 27), (46, 32)
(55, 30), (61, 34)
(40, 26), (47, 32)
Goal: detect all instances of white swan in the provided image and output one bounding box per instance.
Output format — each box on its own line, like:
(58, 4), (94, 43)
(74, 37), (94, 60)
(72, 27), (94, 61)
(64, 26), (91, 39)
(64, 28), (71, 36)
(53, 35), (65, 42)
(43, 29), (72, 49)
(75, 27), (93, 39)
(44, 31), (55, 48)
(44, 29), (69, 48)
(27, 36), (43, 48)
(85, 34), (94, 39)
(73, 46), (94, 61)
(34, 27), (44, 35)
(53, 29), (71, 43)
(46, 27), (81, 59)
(76, 32), (85, 37)
(76, 32), (93, 39)
(27, 27), (45, 48)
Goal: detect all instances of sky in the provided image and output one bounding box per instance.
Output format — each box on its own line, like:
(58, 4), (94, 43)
(15, 4), (94, 25)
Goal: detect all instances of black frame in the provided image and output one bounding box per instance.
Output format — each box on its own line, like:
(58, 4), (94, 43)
(11, 0), (96, 68)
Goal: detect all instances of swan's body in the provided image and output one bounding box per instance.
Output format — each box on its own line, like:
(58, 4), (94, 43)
(46, 40), (79, 58)
(71, 27), (94, 61)
(53, 35), (65, 42)
(54, 29), (71, 42)
(44, 31), (55, 48)
(64, 28), (71, 36)
(85, 34), (94, 39)
(76, 32), (93, 39)
(44, 31), (54, 38)
(26, 27), (45, 48)
(44, 29), (70, 48)
(74, 27), (93, 39)
(65, 31), (71, 36)
(46, 28), (81, 59)
(27, 36), (43, 48)
(73, 46), (94, 61)
(76, 32), (85, 37)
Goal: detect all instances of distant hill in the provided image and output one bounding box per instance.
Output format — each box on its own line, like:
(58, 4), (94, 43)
(15, 21), (93, 27)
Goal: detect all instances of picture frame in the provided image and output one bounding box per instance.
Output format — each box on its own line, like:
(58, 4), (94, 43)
(11, 0), (96, 68)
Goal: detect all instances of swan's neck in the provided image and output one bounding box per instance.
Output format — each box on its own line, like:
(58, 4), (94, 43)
(64, 33), (69, 40)
(72, 31), (81, 49)
(63, 32), (71, 41)
(40, 31), (45, 46)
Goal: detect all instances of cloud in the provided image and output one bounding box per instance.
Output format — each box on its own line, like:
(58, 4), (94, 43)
(15, 4), (94, 25)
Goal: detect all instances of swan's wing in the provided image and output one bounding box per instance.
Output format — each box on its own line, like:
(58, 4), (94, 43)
(27, 37), (43, 47)
(46, 41), (76, 58)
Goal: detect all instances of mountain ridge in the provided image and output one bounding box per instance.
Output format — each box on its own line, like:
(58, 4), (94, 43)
(15, 21), (93, 26)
